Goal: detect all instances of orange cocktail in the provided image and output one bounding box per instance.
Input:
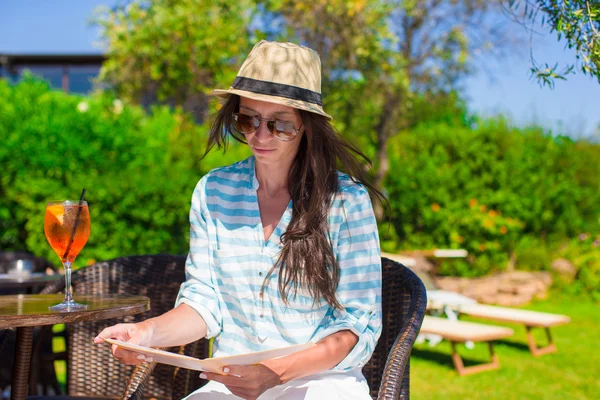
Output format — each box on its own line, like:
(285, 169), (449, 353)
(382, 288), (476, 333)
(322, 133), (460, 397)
(44, 200), (90, 310)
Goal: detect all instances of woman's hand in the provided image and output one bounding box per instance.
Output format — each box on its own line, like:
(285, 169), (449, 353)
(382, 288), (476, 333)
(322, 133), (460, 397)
(200, 363), (281, 400)
(94, 321), (155, 365)
(94, 304), (208, 366)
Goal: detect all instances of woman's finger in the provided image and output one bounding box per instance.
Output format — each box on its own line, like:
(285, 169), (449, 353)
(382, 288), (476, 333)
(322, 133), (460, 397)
(94, 324), (131, 343)
(111, 345), (146, 365)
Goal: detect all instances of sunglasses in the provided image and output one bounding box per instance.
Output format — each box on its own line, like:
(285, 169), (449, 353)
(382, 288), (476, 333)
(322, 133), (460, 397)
(232, 113), (302, 142)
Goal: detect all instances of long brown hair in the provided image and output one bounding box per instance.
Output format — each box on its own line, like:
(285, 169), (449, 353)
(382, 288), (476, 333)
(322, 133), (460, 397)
(206, 95), (387, 309)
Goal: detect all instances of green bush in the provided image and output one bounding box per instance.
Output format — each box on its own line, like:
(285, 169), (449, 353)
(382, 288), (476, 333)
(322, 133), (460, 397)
(2, 77), (599, 298)
(552, 235), (600, 301)
(0, 77), (245, 267)
(384, 117), (600, 277)
(514, 236), (552, 272)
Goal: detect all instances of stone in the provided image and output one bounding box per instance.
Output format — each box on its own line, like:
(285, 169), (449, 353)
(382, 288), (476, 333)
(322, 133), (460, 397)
(551, 258), (577, 283)
(435, 277), (466, 292)
(515, 281), (539, 296)
(537, 271), (553, 287)
(413, 256), (435, 272)
(478, 294), (499, 305)
(512, 293), (534, 306)
(533, 279), (548, 293)
(462, 278), (498, 299)
(504, 271), (536, 283)
(494, 293), (533, 307)
(429, 269), (554, 307)
(497, 283), (516, 294)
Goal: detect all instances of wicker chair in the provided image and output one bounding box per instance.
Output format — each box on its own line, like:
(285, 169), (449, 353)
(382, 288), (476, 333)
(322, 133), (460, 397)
(30, 255), (425, 399)
(123, 257), (427, 400)
(362, 257), (427, 399)
(36, 254), (209, 399)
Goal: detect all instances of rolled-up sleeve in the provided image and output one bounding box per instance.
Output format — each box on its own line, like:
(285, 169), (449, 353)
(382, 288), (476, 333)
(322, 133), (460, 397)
(312, 186), (382, 371)
(175, 176), (222, 339)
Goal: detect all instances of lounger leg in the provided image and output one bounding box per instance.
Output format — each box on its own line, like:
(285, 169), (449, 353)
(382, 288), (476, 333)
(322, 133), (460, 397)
(450, 341), (501, 376)
(526, 326), (557, 357)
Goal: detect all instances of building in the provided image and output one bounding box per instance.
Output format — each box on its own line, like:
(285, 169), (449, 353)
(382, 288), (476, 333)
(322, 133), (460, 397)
(0, 53), (105, 93)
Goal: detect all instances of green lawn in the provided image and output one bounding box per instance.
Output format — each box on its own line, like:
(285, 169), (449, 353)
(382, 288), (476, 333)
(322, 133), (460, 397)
(411, 292), (600, 400)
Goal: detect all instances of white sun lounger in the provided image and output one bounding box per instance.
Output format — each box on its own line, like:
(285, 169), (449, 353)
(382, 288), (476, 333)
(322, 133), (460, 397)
(426, 291), (571, 356)
(420, 316), (514, 375)
(387, 257), (572, 357)
(440, 302), (571, 356)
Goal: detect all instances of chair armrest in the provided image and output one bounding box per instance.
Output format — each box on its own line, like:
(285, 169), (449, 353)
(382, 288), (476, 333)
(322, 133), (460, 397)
(121, 360), (157, 400)
(379, 306), (427, 399)
(377, 264), (428, 400)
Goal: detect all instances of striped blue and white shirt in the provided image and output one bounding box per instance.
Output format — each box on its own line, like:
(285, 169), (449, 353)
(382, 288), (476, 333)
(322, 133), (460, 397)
(175, 156), (382, 371)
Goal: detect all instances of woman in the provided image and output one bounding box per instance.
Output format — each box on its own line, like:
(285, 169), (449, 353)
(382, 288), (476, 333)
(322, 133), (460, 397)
(95, 41), (384, 400)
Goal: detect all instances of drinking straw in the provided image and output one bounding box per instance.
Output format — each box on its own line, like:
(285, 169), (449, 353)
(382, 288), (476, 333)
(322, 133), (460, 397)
(62, 188), (87, 260)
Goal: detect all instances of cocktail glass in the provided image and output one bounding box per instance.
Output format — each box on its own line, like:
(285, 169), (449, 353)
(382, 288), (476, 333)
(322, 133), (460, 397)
(44, 200), (91, 311)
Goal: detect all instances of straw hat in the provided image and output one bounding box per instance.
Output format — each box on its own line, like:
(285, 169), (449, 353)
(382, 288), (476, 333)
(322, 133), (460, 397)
(211, 40), (332, 119)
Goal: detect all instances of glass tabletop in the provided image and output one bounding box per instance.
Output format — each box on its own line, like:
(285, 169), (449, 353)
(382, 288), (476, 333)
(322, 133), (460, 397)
(0, 293), (150, 329)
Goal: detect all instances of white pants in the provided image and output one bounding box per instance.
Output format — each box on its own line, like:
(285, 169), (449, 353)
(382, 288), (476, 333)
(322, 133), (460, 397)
(183, 369), (372, 400)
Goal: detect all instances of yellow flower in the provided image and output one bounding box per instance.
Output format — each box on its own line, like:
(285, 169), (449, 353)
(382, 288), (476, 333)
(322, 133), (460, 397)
(431, 203), (440, 212)
(500, 226), (508, 235)
(479, 243), (486, 251)
(457, 235), (464, 243)
(469, 198), (478, 208)
(480, 204), (487, 212)
(488, 210), (497, 218)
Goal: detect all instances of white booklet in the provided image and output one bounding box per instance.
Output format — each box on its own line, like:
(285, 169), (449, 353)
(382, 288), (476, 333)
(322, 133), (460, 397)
(103, 338), (314, 373)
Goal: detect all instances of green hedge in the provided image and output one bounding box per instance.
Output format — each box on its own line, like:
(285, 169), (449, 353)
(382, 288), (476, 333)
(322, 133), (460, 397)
(383, 117), (600, 284)
(1, 77), (599, 298)
(0, 76), (246, 266)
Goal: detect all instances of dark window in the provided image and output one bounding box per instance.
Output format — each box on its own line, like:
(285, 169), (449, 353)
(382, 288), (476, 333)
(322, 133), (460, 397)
(16, 65), (63, 89)
(4, 64), (102, 94)
(69, 65), (101, 93)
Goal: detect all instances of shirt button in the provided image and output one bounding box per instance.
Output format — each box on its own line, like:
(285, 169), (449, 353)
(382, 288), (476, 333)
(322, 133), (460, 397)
(260, 314), (264, 318)
(259, 272), (263, 277)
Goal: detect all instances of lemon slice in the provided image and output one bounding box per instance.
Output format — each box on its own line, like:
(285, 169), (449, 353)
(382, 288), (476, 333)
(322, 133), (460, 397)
(48, 204), (65, 225)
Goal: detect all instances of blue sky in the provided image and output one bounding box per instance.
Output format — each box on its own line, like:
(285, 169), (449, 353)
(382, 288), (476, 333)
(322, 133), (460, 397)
(1, 0), (599, 138)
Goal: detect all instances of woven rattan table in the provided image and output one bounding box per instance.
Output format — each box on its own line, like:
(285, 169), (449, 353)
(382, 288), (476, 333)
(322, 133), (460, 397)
(0, 293), (150, 400)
